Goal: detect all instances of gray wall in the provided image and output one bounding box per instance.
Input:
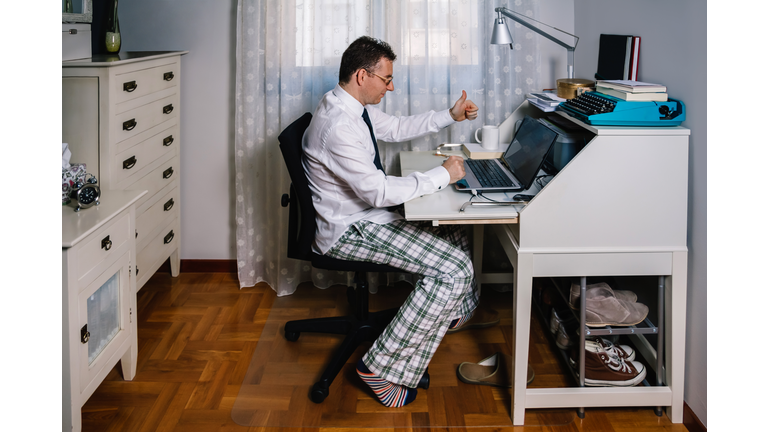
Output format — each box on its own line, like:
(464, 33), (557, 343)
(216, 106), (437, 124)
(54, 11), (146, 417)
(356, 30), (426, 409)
(119, 0), (706, 426)
(574, 0), (706, 426)
(120, 0), (239, 259)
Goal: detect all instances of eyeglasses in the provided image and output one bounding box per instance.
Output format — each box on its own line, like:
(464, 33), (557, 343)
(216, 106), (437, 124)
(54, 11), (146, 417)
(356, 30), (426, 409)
(366, 70), (393, 86)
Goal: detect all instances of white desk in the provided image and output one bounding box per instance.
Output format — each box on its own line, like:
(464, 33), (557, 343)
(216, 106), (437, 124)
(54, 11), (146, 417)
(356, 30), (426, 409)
(400, 150), (527, 225)
(400, 150), (526, 289)
(400, 102), (690, 425)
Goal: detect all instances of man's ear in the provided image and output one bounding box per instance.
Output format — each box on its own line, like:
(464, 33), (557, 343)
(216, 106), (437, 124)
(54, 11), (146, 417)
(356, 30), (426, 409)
(355, 69), (366, 86)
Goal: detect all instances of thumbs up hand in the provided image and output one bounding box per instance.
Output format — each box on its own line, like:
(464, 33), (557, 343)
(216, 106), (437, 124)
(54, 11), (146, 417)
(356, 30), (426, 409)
(449, 90), (479, 122)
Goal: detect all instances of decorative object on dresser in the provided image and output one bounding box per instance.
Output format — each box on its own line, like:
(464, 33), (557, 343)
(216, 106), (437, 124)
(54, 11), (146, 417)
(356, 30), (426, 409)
(105, 0), (121, 53)
(63, 51), (188, 290)
(62, 142), (101, 211)
(62, 0), (93, 61)
(62, 189), (146, 432)
(67, 172), (101, 212)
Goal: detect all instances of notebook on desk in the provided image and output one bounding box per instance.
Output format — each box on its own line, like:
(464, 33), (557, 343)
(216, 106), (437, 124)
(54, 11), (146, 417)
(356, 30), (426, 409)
(456, 116), (558, 193)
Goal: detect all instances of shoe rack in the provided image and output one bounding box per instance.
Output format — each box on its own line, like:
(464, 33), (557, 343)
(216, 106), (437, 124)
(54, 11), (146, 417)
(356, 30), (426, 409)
(532, 275), (666, 419)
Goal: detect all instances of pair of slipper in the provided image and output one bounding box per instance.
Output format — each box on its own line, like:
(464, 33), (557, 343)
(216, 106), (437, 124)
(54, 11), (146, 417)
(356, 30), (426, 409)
(457, 352), (535, 386)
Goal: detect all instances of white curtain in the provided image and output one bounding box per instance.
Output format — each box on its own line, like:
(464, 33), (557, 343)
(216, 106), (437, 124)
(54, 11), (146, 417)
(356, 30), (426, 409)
(235, 0), (540, 295)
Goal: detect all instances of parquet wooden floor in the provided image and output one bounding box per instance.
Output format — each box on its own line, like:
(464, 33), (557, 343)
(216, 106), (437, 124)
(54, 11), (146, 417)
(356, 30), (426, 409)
(80, 271), (689, 432)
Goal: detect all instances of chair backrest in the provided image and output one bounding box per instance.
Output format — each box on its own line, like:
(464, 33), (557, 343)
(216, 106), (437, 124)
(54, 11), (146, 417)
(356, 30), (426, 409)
(278, 112), (315, 262)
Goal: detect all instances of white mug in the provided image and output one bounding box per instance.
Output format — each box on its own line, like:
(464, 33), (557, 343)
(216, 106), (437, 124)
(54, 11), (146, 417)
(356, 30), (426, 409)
(475, 125), (500, 150)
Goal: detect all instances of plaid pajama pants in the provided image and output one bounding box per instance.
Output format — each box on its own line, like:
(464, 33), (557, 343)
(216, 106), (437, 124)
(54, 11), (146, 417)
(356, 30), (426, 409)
(325, 218), (479, 388)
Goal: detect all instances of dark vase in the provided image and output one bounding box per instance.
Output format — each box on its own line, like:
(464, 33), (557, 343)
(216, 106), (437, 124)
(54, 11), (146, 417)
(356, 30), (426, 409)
(105, 0), (121, 53)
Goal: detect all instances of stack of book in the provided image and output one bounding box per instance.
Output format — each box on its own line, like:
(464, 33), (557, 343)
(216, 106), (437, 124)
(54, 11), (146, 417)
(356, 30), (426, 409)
(595, 80), (668, 102)
(526, 92), (567, 111)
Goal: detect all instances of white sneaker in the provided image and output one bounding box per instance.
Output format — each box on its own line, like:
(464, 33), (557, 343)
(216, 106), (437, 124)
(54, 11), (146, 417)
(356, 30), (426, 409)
(586, 337), (635, 361)
(582, 344), (646, 387)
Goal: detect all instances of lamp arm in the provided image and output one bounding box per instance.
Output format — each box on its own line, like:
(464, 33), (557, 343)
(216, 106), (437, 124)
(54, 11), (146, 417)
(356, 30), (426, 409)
(495, 7), (577, 79)
(495, 7), (577, 51)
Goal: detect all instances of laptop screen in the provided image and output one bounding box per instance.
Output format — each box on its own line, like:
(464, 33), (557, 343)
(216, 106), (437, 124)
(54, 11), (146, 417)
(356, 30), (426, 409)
(501, 116), (558, 189)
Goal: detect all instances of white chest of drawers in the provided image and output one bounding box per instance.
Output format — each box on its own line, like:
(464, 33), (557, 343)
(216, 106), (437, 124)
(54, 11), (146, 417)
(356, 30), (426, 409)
(62, 190), (146, 432)
(63, 51), (187, 290)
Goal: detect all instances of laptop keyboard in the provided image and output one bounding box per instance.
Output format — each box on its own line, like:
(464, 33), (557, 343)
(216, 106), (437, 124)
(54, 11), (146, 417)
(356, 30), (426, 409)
(466, 159), (518, 188)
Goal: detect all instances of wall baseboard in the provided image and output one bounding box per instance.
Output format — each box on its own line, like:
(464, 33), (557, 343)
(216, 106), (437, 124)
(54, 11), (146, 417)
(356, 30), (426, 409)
(156, 259), (237, 274)
(684, 402), (706, 432)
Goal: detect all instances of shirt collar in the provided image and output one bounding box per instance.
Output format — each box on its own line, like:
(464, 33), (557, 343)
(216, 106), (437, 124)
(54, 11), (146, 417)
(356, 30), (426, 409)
(333, 84), (365, 117)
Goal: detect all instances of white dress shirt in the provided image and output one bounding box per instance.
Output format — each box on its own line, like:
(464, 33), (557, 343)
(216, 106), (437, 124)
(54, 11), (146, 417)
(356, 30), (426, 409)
(302, 84), (455, 254)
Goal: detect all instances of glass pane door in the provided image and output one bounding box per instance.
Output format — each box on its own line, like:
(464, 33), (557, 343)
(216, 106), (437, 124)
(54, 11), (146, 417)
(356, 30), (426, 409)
(87, 272), (120, 364)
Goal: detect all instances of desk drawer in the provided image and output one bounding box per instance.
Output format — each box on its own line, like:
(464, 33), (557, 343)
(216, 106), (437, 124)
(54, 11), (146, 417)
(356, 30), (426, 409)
(113, 60), (180, 105)
(76, 212), (132, 288)
(113, 93), (179, 145)
(136, 186), (179, 251)
(531, 252), (674, 277)
(113, 124), (178, 186)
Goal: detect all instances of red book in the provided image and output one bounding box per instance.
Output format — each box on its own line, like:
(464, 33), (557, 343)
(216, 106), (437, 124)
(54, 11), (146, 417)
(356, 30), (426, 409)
(628, 36), (640, 81)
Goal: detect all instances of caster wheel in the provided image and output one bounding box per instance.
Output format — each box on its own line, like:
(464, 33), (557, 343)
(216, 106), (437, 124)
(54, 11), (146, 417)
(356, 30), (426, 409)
(311, 382), (329, 403)
(285, 330), (299, 342)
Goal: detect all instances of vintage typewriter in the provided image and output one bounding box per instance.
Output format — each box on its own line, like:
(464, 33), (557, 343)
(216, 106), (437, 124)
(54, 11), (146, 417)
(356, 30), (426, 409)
(557, 91), (686, 126)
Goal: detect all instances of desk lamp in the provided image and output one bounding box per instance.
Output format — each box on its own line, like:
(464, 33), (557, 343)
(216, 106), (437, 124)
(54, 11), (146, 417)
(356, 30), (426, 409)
(490, 7), (591, 98)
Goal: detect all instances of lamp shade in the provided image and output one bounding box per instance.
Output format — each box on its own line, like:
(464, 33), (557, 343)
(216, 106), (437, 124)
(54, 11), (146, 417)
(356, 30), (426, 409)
(490, 17), (514, 45)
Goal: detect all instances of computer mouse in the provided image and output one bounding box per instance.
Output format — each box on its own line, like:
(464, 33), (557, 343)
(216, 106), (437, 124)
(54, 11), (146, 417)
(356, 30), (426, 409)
(456, 179), (469, 189)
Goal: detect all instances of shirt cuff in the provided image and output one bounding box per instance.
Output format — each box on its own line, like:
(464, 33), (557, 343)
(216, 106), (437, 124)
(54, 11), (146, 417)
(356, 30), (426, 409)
(424, 165), (451, 191)
(437, 109), (456, 128)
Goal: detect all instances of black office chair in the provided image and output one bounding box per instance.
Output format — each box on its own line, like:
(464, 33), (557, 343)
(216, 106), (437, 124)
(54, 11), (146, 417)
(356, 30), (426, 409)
(278, 112), (429, 404)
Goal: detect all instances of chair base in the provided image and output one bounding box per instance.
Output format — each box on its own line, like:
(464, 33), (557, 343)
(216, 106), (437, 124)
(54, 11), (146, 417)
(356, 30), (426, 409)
(284, 277), (429, 403)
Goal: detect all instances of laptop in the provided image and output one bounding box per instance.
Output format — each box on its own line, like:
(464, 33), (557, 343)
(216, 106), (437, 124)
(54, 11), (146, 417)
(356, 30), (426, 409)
(457, 116), (558, 193)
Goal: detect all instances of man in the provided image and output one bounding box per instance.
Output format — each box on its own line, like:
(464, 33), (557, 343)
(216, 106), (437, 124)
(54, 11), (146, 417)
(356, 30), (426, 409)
(302, 36), (481, 407)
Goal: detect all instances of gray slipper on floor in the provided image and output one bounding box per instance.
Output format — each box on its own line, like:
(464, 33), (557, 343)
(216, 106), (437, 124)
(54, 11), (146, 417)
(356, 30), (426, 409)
(457, 352), (534, 386)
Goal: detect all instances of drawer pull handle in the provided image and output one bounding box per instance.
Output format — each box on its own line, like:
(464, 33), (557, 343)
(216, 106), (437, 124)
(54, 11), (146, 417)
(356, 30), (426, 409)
(163, 135), (174, 146)
(164, 230), (175, 244)
(135, 229), (138, 238)
(163, 167), (174, 179)
(164, 71), (175, 81)
(164, 198), (175, 212)
(123, 80), (137, 92)
(123, 118), (137, 131)
(162, 104), (174, 115)
(101, 235), (112, 251)
(123, 156), (137, 170)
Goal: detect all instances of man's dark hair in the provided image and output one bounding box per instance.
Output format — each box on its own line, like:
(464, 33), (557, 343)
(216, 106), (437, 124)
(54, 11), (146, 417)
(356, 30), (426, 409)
(339, 36), (397, 85)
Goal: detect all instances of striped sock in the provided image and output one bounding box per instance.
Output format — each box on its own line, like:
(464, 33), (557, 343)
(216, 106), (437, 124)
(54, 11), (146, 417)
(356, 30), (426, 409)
(356, 359), (417, 407)
(449, 312), (473, 330)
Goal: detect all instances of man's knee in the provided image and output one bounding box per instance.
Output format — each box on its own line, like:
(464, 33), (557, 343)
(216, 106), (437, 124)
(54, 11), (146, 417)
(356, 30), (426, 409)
(449, 248), (474, 281)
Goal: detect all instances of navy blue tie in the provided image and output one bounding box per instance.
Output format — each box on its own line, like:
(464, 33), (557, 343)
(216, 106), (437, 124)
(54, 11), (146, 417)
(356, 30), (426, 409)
(362, 108), (384, 173)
